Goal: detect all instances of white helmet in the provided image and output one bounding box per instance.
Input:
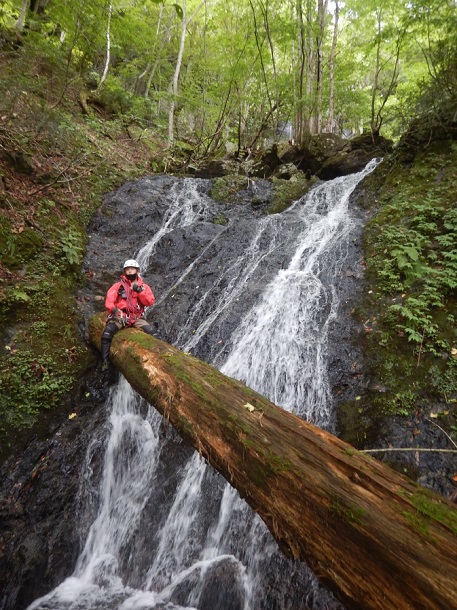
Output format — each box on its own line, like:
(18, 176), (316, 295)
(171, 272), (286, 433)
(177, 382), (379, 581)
(123, 259), (140, 270)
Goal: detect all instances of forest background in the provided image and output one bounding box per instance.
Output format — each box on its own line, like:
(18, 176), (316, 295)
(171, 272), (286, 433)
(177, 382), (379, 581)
(0, 0), (456, 469)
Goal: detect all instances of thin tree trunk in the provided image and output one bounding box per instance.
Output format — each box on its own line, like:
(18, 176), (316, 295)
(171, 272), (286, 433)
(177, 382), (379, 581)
(15, 0), (29, 33)
(315, 0), (328, 134)
(258, 0), (279, 134)
(294, 0), (305, 142)
(305, 0), (315, 134)
(370, 8), (404, 141)
(326, 0), (339, 133)
(98, 0), (113, 91)
(90, 314), (457, 610)
(248, 0), (274, 114)
(168, 0), (205, 147)
(143, 4), (168, 98)
(247, 103), (278, 149)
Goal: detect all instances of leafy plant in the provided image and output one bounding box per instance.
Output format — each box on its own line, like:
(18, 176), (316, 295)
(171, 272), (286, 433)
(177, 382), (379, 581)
(365, 160), (457, 356)
(61, 228), (84, 266)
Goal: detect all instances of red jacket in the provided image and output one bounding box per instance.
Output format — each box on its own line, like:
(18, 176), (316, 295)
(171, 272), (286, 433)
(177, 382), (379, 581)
(105, 275), (155, 324)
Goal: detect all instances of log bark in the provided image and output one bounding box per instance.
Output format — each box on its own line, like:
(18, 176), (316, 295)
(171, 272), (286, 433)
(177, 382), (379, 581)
(89, 313), (457, 610)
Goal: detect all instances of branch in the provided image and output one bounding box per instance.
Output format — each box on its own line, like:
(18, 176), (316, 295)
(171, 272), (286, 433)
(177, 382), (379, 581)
(426, 418), (457, 450)
(361, 448), (457, 454)
(27, 154), (90, 196)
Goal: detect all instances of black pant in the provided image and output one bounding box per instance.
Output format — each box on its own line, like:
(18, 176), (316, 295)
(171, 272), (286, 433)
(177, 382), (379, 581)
(101, 320), (155, 363)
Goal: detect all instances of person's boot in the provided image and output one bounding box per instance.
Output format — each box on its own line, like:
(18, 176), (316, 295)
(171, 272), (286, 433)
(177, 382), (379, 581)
(101, 360), (111, 385)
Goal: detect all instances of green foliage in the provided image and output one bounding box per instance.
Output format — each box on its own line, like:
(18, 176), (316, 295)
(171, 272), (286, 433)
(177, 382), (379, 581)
(355, 142), (457, 422)
(7, 288), (31, 305)
(365, 146), (457, 355)
(430, 359), (457, 404)
(0, 349), (74, 426)
(61, 228), (84, 267)
(97, 75), (136, 115)
(1, 0), (455, 147)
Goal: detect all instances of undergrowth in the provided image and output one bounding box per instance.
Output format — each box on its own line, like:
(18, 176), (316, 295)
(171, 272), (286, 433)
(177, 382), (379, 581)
(0, 45), (161, 461)
(357, 140), (457, 423)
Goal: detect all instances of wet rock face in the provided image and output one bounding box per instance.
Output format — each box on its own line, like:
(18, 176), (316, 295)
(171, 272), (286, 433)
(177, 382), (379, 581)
(0, 376), (108, 610)
(0, 168), (450, 608)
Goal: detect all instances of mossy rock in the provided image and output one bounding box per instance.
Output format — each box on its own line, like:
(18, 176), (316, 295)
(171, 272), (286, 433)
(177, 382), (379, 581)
(210, 175), (249, 203)
(352, 139), (457, 430)
(265, 174), (317, 215)
(212, 213), (229, 226)
(0, 225), (44, 269)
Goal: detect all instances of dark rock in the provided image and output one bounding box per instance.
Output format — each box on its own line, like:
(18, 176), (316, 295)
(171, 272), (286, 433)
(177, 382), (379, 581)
(318, 149), (375, 180)
(348, 133), (393, 153)
(0, 374), (107, 610)
(279, 134), (393, 181)
(194, 159), (230, 178)
(272, 162), (303, 180)
(306, 133), (348, 164)
(250, 144), (281, 178)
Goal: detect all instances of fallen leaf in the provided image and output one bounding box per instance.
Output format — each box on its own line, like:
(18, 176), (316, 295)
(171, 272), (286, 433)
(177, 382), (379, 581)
(68, 412), (77, 420)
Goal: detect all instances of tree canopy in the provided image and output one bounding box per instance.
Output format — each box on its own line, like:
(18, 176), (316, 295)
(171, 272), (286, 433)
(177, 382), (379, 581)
(1, 0), (456, 151)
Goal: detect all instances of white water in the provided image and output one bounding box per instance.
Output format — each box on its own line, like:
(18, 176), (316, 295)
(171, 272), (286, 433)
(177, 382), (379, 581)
(28, 162), (378, 610)
(220, 176), (366, 426)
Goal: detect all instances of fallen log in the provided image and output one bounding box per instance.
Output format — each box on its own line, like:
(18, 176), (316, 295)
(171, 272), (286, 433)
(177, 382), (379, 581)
(89, 313), (457, 610)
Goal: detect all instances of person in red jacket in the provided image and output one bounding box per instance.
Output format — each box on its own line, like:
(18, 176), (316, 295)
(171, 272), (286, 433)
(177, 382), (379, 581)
(101, 259), (155, 373)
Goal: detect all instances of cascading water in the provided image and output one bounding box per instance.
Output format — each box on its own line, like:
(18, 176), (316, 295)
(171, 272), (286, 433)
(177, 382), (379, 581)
(27, 160), (379, 610)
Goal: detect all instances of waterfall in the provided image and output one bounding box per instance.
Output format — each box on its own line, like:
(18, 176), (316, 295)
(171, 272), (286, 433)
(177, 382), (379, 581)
(27, 161), (379, 610)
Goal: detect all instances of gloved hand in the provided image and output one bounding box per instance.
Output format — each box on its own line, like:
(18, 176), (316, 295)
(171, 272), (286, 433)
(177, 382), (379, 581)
(111, 307), (121, 315)
(132, 283), (143, 293)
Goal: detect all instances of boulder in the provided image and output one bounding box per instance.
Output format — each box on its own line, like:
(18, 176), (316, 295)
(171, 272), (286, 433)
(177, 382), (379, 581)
(272, 162), (303, 180)
(318, 148), (376, 180)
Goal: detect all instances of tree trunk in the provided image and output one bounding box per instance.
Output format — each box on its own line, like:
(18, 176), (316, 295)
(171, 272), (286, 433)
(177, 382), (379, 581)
(315, 0), (328, 134)
(326, 0), (339, 133)
(98, 0), (113, 91)
(15, 0), (29, 33)
(89, 314), (457, 610)
(294, 0), (305, 143)
(168, 0), (205, 147)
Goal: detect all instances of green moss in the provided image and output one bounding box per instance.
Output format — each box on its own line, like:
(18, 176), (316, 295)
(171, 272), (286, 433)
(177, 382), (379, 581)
(351, 140), (457, 429)
(266, 452), (290, 474)
(410, 492), (457, 535)
(0, 227), (44, 269)
(329, 499), (367, 525)
(213, 214), (229, 225)
(209, 175), (249, 203)
(403, 510), (435, 540)
(265, 175), (316, 215)
(176, 414), (196, 442)
(344, 447), (356, 456)
(227, 413), (251, 435)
